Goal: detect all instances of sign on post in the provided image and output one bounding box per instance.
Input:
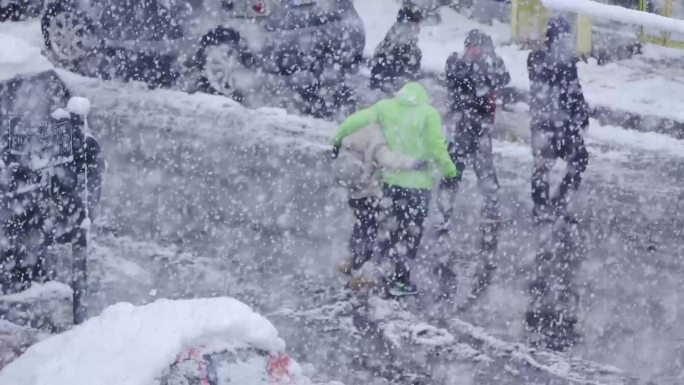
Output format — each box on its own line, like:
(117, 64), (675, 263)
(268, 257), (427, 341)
(5, 116), (74, 170)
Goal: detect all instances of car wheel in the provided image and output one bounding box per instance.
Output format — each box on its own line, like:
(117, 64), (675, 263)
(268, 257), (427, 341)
(197, 29), (255, 103)
(42, 2), (94, 65)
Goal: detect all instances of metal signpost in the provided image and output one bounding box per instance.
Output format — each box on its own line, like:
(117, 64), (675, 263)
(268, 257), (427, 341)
(3, 114), (88, 324)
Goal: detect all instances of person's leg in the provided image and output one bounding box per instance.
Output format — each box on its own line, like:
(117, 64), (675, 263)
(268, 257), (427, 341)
(456, 131), (499, 304)
(382, 185), (407, 281)
(530, 127), (558, 223)
(472, 131), (501, 221)
(393, 188), (430, 285)
(437, 131), (471, 230)
(348, 197), (381, 271)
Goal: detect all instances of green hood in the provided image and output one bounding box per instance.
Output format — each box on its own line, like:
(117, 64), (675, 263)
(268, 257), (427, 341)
(395, 82), (429, 106)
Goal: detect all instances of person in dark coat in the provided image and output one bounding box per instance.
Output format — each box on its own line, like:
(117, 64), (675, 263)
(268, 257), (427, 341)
(527, 16), (589, 223)
(438, 29), (510, 306)
(440, 29), (510, 224)
(369, 6), (423, 93)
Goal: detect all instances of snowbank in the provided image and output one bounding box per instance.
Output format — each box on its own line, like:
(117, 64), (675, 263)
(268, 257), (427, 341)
(0, 298), (286, 385)
(543, 0), (684, 34)
(0, 33), (54, 82)
(586, 121), (684, 158)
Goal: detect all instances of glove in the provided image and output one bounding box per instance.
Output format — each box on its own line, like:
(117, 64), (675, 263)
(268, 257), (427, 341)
(440, 176), (460, 191)
(331, 144), (340, 160)
(435, 188), (454, 232)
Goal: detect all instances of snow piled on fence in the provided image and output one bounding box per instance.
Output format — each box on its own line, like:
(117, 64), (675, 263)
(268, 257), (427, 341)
(0, 298), (286, 385)
(542, 0), (684, 34)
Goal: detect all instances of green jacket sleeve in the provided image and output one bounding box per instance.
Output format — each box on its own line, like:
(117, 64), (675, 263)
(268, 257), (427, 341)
(425, 108), (458, 178)
(331, 105), (379, 147)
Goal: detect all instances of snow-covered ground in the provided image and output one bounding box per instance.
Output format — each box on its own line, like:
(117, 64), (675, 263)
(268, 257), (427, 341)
(44, 68), (680, 383)
(0, 5), (683, 384)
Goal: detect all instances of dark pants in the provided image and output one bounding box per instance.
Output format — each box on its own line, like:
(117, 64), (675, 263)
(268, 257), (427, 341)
(379, 185), (430, 284)
(530, 123), (589, 218)
(446, 122), (501, 219)
(348, 197), (380, 270)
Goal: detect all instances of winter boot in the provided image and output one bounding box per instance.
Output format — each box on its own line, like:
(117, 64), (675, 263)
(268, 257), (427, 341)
(348, 261), (378, 290)
(384, 279), (419, 297)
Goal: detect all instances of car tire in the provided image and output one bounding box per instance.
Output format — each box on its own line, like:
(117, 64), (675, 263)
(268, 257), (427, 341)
(42, 1), (95, 66)
(196, 29), (255, 103)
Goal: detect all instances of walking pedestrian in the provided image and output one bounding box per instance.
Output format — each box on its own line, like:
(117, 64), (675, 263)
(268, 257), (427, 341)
(332, 82), (457, 296)
(527, 16), (589, 223)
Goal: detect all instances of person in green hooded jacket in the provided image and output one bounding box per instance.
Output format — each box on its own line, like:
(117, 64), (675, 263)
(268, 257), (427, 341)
(332, 82), (457, 295)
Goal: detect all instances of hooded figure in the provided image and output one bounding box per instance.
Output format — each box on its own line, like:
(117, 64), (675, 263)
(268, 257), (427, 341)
(527, 16), (589, 223)
(332, 82), (457, 295)
(334, 124), (425, 285)
(369, 6), (423, 93)
(439, 29), (510, 307)
(441, 29), (508, 224)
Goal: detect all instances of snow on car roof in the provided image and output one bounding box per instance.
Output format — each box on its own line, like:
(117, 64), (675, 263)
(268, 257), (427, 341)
(0, 297), (286, 385)
(0, 33), (54, 82)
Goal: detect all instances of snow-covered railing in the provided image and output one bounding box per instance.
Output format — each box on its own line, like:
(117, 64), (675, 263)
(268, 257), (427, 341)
(542, 0), (684, 35)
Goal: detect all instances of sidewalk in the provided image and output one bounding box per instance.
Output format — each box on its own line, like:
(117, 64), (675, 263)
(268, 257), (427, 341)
(355, 0), (684, 138)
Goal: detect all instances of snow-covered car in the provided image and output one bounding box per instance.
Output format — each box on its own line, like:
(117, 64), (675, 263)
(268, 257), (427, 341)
(40, 0), (365, 114)
(0, 297), (329, 385)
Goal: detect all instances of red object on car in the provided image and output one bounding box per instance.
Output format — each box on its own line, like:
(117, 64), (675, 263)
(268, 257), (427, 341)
(253, 1), (266, 13)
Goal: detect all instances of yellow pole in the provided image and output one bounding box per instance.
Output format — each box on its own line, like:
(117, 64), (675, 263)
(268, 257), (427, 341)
(512, 0), (548, 44)
(512, 0), (519, 40)
(639, 0), (647, 43)
(576, 15), (592, 56)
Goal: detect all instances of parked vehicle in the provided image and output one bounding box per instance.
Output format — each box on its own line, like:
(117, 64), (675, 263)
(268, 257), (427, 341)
(41, 0), (366, 117)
